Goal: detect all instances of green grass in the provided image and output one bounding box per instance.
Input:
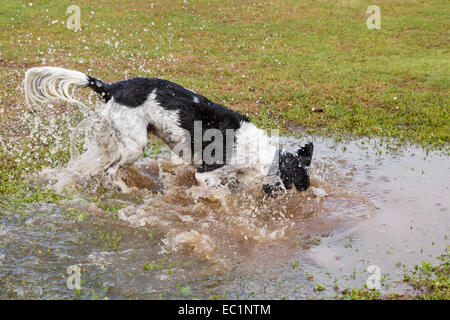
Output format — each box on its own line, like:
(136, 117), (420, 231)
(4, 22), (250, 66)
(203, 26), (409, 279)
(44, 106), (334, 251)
(1, 0), (448, 149)
(1, 0), (448, 190)
(338, 247), (450, 300)
(1, 0), (448, 192)
(0, 0), (448, 300)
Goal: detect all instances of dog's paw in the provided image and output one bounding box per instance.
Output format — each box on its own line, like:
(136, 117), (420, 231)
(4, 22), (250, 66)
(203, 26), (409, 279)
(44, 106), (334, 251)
(296, 142), (314, 167)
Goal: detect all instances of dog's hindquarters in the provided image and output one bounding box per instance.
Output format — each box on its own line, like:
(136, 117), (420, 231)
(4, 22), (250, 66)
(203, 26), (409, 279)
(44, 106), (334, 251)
(23, 66), (136, 191)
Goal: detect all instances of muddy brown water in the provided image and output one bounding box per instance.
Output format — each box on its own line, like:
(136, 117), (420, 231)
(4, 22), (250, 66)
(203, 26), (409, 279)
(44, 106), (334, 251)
(0, 137), (448, 299)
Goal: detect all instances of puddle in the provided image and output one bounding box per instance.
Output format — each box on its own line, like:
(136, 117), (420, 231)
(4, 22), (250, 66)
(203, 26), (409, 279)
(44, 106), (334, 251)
(0, 134), (448, 299)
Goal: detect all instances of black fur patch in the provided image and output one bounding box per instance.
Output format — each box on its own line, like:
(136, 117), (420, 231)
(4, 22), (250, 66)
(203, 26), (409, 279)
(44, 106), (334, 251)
(154, 81), (249, 170)
(86, 76), (112, 102)
(296, 142), (314, 167)
(278, 150), (310, 191)
(263, 143), (313, 196)
(108, 77), (155, 107)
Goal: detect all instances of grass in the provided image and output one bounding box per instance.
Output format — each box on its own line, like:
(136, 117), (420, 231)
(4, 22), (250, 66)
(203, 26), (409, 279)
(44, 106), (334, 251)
(0, 0), (448, 193)
(1, 0), (448, 148)
(338, 247), (449, 300)
(0, 0), (448, 300)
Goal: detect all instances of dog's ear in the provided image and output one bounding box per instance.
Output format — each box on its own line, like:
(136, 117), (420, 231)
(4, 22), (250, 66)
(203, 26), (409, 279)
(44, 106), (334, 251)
(293, 163), (310, 191)
(296, 142), (314, 167)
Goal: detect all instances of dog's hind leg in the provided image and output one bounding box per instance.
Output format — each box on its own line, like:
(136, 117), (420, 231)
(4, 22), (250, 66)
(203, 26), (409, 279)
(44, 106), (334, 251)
(104, 140), (147, 192)
(103, 125), (148, 192)
(104, 156), (127, 192)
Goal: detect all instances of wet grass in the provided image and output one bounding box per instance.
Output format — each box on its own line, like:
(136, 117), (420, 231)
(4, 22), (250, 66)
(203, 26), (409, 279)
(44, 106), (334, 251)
(338, 247), (450, 300)
(0, 0), (449, 188)
(0, 0), (448, 195)
(0, 0), (449, 300)
(1, 0), (449, 148)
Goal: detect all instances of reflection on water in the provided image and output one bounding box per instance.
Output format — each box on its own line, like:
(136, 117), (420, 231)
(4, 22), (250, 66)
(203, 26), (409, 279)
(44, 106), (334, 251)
(0, 136), (448, 299)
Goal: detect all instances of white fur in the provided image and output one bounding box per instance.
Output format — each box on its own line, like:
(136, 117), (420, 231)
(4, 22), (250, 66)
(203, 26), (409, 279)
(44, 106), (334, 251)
(231, 121), (278, 175)
(98, 91), (190, 190)
(23, 66), (90, 111)
(99, 90), (187, 165)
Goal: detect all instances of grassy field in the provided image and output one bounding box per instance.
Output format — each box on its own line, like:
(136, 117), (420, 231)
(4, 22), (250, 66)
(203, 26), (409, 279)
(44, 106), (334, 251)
(1, 0), (448, 194)
(0, 0), (448, 300)
(1, 0), (448, 147)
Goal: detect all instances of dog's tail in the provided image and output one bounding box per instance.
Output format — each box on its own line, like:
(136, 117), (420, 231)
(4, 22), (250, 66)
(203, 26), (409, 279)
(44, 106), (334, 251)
(23, 66), (109, 109)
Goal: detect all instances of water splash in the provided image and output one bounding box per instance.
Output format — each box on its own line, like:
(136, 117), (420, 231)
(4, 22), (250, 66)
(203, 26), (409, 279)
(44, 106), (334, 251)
(33, 113), (373, 268)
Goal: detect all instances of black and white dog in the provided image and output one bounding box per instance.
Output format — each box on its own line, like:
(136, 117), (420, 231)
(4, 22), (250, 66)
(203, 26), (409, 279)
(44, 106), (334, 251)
(23, 67), (313, 195)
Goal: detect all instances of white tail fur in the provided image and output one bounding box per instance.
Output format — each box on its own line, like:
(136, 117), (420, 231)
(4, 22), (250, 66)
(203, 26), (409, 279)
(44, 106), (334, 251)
(23, 66), (90, 110)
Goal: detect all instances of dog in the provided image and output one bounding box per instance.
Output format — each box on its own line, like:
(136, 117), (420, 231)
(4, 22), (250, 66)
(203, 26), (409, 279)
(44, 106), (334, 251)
(23, 66), (313, 195)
